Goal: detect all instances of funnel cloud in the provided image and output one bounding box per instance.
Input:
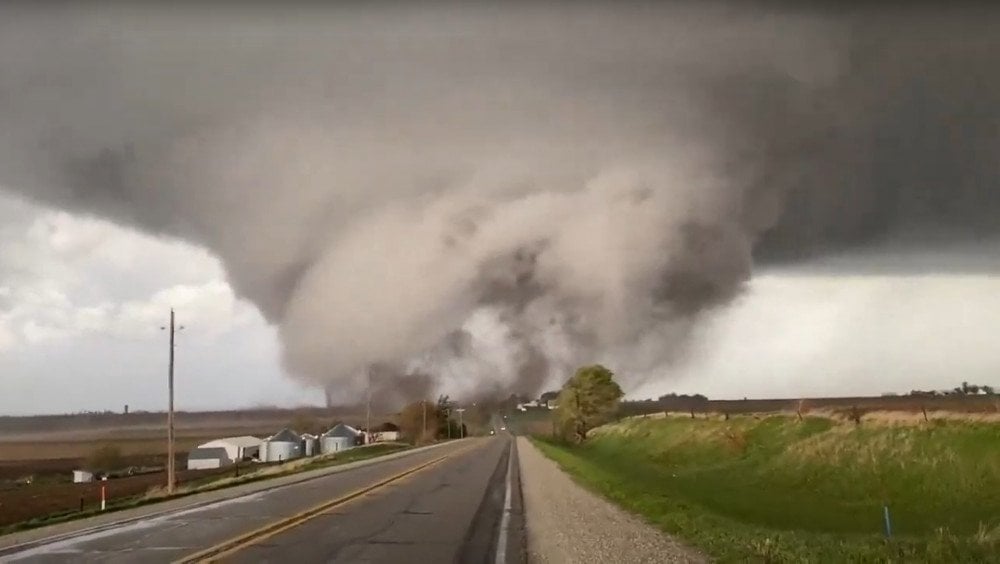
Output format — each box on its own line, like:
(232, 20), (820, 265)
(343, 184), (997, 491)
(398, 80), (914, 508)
(1, 4), (998, 402)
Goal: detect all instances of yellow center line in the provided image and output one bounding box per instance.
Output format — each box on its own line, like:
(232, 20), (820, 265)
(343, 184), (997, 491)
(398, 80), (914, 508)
(173, 440), (484, 564)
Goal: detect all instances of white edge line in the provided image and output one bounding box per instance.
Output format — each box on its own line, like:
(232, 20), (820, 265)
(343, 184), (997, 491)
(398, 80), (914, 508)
(495, 437), (515, 564)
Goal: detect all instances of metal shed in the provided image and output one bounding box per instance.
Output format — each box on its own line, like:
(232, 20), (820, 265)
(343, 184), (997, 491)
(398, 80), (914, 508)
(263, 428), (303, 462)
(187, 447), (231, 470)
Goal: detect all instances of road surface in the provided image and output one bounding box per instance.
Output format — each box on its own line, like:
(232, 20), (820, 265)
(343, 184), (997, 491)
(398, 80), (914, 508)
(0, 436), (524, 564)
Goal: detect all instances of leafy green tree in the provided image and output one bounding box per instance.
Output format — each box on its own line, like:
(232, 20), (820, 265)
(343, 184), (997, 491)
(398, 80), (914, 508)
(555, 364), (624, 443)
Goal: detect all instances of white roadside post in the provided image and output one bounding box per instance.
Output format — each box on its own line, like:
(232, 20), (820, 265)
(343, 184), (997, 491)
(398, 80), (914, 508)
(100, 476), (108, 511)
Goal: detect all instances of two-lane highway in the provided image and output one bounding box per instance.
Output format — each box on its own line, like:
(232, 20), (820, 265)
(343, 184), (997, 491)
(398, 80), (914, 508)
(1, 437), (524, 564)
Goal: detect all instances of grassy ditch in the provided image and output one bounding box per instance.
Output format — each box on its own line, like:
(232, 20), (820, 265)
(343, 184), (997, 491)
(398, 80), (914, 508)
(533, 415), (1000, 562)
(0, 442), (411, 537)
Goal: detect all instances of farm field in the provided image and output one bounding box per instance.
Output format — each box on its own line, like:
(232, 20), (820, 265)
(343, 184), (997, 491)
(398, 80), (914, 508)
(0, 406), (394, 532)
(534, 414), (1000, 562)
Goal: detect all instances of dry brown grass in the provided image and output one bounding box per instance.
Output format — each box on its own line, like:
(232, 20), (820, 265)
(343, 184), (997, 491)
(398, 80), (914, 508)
(677, 408), (1000, 427)
(0, 436), (229, 461)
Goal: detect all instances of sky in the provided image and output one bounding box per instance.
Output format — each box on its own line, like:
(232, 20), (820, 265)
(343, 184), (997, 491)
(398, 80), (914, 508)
(3, 184), (997, 415)
(1, 4), (999, 415)
(0, 191), (319, 415)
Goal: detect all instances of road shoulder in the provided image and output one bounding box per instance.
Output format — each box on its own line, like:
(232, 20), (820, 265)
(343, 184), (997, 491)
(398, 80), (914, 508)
(517, 437), (706, 564)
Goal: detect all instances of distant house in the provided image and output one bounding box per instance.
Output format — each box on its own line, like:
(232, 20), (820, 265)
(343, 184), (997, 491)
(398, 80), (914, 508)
(539, 391), (560, 407)
(517, 399), (543, 411)
(72, 469), (94, 483)
(187, 447), (231, 470)
(372, 422), (401, 442)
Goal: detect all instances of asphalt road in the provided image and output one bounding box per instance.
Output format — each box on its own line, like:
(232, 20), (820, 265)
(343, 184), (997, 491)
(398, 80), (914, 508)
(1, 436), (524, 564)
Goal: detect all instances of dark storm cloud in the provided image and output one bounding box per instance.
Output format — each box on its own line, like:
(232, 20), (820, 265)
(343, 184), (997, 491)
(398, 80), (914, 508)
(0, 3), (997, 398)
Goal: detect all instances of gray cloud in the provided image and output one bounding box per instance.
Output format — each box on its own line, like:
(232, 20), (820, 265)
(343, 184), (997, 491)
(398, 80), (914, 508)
(0, 4), (998, 399)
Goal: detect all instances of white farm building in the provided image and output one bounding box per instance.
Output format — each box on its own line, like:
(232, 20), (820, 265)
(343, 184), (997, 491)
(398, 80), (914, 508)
(198, 436), (263, 462)
(186, 436), (263, 470)
(187, 447), (231, 470)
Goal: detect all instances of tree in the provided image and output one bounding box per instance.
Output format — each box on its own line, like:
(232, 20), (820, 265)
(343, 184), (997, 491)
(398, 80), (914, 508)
(983, 385), (995, 396)
(554, 364), (624, 443)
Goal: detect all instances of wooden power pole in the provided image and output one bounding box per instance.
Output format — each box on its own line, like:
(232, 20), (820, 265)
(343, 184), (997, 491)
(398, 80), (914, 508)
(167, 309), (176, 495)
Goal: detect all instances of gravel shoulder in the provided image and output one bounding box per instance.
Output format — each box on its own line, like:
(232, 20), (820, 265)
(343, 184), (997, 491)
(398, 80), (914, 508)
(517, 437), (707, 564)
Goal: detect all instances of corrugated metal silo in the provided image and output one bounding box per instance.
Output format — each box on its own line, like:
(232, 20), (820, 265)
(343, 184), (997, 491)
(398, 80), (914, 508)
(301, 434), (319, 457)
(322, 436), (353, 453)
(320, 423), (361, 454)
(263, 428), (303, 462)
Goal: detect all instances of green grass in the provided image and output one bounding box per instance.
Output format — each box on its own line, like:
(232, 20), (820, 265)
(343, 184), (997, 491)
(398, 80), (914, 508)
(0, 443), (411, 537)
(533, 415), (1000, 562)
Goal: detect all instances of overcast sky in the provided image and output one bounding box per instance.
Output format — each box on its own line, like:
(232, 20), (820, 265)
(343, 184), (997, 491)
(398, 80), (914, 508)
(3, 186), (997, 415)
(0, 191), (318, 415)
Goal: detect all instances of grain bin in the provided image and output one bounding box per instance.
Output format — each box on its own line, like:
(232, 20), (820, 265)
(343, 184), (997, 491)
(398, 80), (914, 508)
(321, 423), (361, 454)
(263, 428), (303, 462)
(301, 433), (320, 457)
(322, 436), (353, 453)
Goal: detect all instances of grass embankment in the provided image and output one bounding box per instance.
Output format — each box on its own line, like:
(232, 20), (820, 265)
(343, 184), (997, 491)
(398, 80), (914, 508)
(534, 415), (1000, 562)
(0, 443), (411, 537)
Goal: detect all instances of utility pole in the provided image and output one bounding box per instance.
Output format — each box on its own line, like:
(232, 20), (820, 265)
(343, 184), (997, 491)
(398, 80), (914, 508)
(162, 310), (184, 495)
(166, 309), (176, 495)
(422, 400), (427, 443)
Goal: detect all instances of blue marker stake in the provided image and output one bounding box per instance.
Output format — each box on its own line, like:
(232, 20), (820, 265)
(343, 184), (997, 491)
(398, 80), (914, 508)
(883, 505), (893, 538)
